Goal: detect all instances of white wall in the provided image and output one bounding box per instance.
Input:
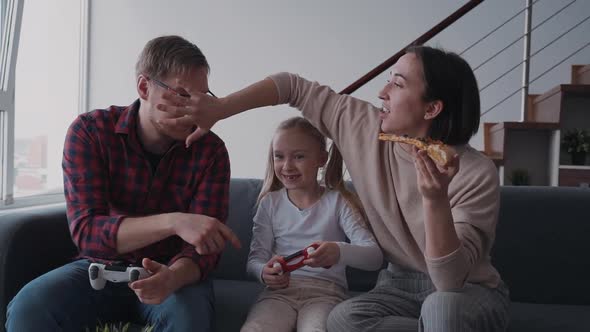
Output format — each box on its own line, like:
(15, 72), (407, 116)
(87, 0), (590, 179)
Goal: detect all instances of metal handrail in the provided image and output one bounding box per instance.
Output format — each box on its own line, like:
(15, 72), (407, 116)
(520, 0), (533, 121)
(479, 14), (590, 93)
(460, 0), (540, 56)
(339, 0), (585, 122)
(339, 0), (483, 95)
(530, 41), (590, 85)
(473, 0), (576, 72)
(481, 40), (590, 118)
(480, 16), (590, 117)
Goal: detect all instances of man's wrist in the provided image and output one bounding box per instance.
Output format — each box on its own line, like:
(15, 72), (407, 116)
(166, 212), (180, 236)
(169, 258), (201, 288)
(165, 267), (184, 293)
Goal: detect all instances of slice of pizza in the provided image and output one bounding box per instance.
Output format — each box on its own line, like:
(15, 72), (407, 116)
(378, 133), (455, 167)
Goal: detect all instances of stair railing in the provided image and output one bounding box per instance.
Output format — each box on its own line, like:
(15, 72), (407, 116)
(339, 0), (483, 95)
(472, 0), (590, 118)
(340, 0), (589, 126)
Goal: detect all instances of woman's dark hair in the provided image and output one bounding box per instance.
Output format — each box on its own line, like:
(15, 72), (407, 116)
(406, 45), (480, 145)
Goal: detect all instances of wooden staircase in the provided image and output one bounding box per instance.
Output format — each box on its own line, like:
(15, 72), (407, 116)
(482, 65), (590, 187)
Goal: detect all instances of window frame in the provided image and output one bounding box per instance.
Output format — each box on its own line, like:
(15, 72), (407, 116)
(0, 0), (89, 211)
(0, 0), (23, 207)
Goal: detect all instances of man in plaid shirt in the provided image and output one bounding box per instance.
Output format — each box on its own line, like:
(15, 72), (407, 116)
(6, 35), (240, 332)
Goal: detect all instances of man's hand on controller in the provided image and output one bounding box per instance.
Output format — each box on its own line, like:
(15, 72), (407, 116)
(303, 241), (340, 268)
(129, 258), (177, 305)
(171, 212), (241, 255)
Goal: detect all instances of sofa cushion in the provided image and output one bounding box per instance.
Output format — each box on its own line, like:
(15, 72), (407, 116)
(0, 204), (76, 330)
(211, 179), (262, 282)
(508, 302), (590, 332)
(493, 186), (590, 305)
(213, 279), (264, 332)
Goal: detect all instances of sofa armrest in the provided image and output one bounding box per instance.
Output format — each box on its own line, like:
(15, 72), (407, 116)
(493, 186), (590, 305)
(0, 204), (77, 332)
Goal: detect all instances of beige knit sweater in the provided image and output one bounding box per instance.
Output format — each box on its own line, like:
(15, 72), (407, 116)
(269, 72), (502, 290)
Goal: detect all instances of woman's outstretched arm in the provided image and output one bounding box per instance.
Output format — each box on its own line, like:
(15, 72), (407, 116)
(157, 78), (279, 146)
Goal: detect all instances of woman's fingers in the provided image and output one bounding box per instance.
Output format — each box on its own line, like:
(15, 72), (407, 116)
(156, 103), (191, 117)
(420, 151), (440, 178)
(415, 151), (433, 183)
(185, 128), (210, 147)
(158, 115), (194, 127)
(161, 91), (190, 107)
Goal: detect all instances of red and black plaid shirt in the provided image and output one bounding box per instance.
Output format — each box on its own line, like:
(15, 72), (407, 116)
(62, 100), (230, 279)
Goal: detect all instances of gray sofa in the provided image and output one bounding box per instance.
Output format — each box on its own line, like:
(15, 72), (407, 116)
(1, 178), (590, 331)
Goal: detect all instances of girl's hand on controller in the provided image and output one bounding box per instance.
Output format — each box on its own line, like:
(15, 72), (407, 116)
(129, 258), (176, 304)
(261, 255), (290, 290)
(303, 241), (339, 268)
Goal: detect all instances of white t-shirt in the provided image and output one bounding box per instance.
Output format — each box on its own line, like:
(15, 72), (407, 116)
(246, 188), (383, 289)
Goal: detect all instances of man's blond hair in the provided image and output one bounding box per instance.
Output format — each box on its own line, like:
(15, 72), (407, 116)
(135, 35), (209, 80)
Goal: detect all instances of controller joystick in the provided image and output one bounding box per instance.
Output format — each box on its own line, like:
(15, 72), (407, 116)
(88, 262), (150, 290)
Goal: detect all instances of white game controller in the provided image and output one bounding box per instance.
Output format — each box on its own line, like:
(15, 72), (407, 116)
(88, 262), (150, 290)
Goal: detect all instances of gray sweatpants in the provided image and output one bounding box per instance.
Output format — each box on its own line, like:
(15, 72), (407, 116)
(327, 265), (510, 332)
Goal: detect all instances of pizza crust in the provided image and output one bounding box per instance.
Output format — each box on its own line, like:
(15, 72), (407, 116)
(378, 133), (454, 166)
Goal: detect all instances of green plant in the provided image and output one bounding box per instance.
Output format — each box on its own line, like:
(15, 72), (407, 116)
(561, 129), (590, 154)
(85, 322), (153, 332)
(508, 168), (530, 186)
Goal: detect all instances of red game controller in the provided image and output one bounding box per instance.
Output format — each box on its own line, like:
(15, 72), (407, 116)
(273, 244), (320, 275)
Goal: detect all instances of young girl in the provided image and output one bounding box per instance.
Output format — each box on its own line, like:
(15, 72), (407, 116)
(241, 117), (383, 332)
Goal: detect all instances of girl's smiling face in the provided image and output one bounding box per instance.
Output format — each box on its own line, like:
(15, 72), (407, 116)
(272, 128), (327, 193)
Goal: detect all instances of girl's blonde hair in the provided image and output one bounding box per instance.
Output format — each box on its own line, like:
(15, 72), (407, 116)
(257, 117), (367, 223)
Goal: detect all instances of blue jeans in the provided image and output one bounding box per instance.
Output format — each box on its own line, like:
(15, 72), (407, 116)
(5, 259), (215, 332)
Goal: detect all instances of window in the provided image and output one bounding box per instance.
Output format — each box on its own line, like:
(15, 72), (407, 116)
(1, 0), (86, 209)
(0, 0), (22, 206)
(0, 0), (4, 52)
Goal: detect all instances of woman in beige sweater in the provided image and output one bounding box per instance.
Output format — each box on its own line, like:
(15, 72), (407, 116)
(157, 46), (510, 332)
